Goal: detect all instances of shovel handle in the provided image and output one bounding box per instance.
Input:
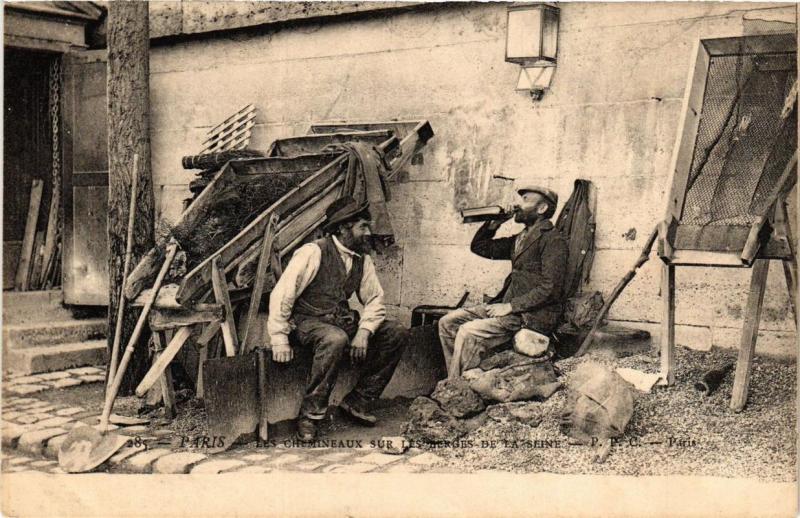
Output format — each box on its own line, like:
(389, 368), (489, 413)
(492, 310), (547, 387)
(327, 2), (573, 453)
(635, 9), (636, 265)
(108, 155), (140, 387)
(100, 242), (178, 432)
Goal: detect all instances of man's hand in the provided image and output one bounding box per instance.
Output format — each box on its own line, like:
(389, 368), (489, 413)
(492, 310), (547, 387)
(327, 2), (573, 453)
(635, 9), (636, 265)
(486, 303), (513, 318)
(272, 343), (294, 363)
(350, 328), (371, 363)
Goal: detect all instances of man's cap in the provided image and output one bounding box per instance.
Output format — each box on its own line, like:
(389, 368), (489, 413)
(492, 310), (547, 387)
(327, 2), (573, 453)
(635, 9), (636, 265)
(516, 184), (558, 207)
(323, 196), (370, 231)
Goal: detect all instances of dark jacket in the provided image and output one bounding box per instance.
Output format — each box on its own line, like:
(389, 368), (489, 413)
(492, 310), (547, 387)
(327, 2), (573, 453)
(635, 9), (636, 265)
(471, 218), (568, 333)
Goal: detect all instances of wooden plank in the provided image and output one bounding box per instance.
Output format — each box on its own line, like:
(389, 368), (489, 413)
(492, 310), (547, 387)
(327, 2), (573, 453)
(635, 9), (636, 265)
(197, 320), (222, 346)
(134, 326), (193, 398)
(309, 120), (424, 138)
(196, 343), (208, 400)
(151, 331), (176, 419)
(232, 175), (344, 283)
(669, 250), (748, 267)
(15, 179), (44, 291)
(241, 214), (279, 353)
(176, 154), (348, 306)
(211, 257), (239, 356)
(29, 231), (45, 290)
(39, 186), (60, 287)
(201, 104), (255, 145)
(257, 348), (269, 442)
(702, 34), (795, 57)
(268, 130), (392, 157)
(204, 119), (255, 154)
(730, 259), (770, 412)
(148, 305), (223, 331)
(663, 40), (710, 224)
(659, 263), (676, 386)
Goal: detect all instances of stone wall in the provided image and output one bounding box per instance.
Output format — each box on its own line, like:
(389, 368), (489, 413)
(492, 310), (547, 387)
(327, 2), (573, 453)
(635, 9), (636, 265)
(147, 2), (797, 356)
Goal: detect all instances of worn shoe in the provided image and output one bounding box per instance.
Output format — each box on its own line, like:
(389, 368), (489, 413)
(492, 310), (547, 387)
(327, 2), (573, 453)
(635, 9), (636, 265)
(339, 395), (378, 427)
(296, 417), (317, 442)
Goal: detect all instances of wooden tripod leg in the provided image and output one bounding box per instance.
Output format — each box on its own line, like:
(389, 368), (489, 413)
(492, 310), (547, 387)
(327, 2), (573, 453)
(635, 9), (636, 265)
(730, 259), (770, 413)
(152, 331), (176, 419)
(776, 201), (798, 327)
(659, 263), (676, 386)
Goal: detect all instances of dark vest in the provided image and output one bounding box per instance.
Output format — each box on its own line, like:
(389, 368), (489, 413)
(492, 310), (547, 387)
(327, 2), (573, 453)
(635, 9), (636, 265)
(294, 236), (364, 318)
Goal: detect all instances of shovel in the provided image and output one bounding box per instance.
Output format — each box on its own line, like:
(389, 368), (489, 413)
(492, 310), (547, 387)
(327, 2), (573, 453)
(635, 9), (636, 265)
(59, 243), (178, 473)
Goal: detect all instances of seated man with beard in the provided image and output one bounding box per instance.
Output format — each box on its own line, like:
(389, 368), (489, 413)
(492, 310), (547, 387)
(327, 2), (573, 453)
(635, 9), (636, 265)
(438, 185), (568, 379)
(267, 196), (409, 441)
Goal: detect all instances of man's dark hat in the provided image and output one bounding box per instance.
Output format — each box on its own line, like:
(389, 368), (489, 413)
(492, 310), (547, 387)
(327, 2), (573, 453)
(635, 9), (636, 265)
(323, 196), (370, 232)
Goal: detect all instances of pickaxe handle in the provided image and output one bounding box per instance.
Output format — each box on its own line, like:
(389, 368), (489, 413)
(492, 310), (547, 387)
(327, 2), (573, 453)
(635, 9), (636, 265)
(574, 227), (658, 357)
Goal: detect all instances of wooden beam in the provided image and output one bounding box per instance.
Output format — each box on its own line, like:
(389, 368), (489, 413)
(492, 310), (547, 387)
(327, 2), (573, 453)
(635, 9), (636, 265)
(267, 130), (392, 157)
(15, 179), (44, 291)
(730, 259), (770, 412)
(663, 40), (710, 224)
(241, 214), (279, 353)
(39, 186), (60, 288)
(151, 331), (176, 419)
(148, 305), (223, 331)
(134, 326), (193, 399)
(211, 257), (239, 356)
(659, 263), (676, 386)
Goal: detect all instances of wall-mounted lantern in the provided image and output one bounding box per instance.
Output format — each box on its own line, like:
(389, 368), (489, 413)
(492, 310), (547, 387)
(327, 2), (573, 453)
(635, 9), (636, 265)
(505, 3), (559, 101)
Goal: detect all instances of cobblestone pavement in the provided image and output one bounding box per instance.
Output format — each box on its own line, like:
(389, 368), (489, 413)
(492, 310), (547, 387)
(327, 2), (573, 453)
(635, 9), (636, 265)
(2, 367), (446, 475)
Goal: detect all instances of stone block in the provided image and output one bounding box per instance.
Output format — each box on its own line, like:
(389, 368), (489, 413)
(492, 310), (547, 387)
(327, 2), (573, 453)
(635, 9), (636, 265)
(108, 445), (147, 466)
(122, 448), (173, 474)
(17, 428), (68, 456)
(36, 372), (71, 381)
(2, 422), (30, 448)
(32, 417), (74, 430)
(44, 434), (69, 459)
(67, 367), (104, 376)
(233, 465), (272, 473)
(358, 452), (402, 466)
(408, 452), (444, 466)
(153, 452), (209, 474)
(52, 378), (83, 389)
(55, 407), (85, 417)
(8, 384), (48, 395)
(431, 378), (485, 418)
(190, 459), (246, 474)
(292, 461), (325, 472)
(323, 463), (376, 474)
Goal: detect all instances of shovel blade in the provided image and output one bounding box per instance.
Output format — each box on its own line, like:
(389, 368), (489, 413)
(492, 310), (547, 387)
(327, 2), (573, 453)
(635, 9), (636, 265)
(204, 353), (260, 449)
(58, 425), (130, 473)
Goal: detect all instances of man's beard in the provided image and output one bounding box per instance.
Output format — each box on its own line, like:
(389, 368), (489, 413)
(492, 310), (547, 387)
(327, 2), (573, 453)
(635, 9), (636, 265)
(341, 231), (372, 254)
(514, 209), (539, 225)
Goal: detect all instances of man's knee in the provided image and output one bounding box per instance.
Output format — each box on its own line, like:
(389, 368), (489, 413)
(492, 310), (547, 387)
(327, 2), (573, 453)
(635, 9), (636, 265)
(375, 320), (409, 350)
(438, 310), (460, 336)
(456, 319), (484, 339)
(316, 327), (350, 354)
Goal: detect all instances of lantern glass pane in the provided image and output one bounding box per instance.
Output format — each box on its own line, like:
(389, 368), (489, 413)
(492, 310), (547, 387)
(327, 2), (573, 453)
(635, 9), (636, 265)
(507, 8), (542, 62)
(542, 8), (559, 60)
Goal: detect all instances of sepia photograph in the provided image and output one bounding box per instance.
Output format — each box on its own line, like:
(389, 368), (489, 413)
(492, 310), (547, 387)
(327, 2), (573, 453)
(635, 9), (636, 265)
(1, 1), (797, 516)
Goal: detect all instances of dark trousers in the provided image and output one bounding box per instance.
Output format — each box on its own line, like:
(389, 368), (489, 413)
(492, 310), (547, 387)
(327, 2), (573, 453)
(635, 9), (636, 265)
(293, 317), (408, 420)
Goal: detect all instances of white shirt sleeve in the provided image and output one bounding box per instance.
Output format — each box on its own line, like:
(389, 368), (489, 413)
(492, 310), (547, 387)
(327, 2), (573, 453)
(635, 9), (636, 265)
(267, 243), (322, 347)
(357, 254), (386, 334)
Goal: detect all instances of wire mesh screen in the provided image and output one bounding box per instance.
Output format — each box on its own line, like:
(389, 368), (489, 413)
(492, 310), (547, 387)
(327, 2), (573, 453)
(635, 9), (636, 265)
(681, 46), (796, 227)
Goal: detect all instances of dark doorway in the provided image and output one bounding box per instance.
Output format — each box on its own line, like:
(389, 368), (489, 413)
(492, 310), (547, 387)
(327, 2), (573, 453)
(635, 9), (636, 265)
(3, 47), (59, 290)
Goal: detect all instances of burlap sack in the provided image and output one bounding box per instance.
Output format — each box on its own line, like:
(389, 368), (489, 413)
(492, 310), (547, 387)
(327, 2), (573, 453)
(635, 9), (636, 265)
(559, 362), (634, 443)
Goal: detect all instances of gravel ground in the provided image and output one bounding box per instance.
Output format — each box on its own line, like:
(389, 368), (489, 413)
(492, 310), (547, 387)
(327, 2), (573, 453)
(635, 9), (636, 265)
(436, 347), (796, 481)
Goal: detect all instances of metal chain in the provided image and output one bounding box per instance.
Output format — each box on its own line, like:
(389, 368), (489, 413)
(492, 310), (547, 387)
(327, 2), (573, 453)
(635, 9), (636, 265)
(48, 59), (61, 234)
